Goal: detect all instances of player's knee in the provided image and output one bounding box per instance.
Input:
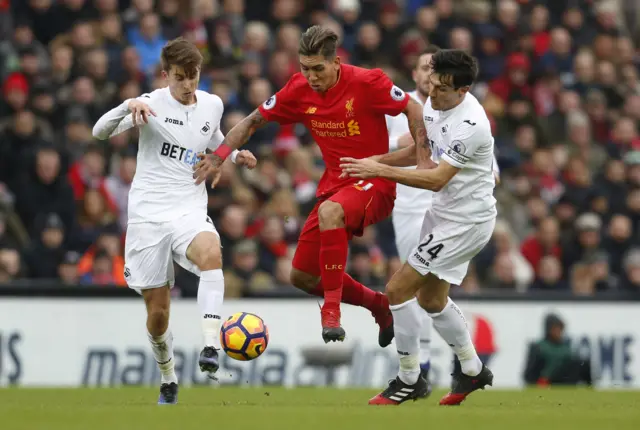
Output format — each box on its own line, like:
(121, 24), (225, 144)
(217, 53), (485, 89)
(195, 244), (222, 271)
(385, 281), (407, 305)
(290, 268), (319, 292)
(417, 289), (447, 313)
(317, 200), (345, 230)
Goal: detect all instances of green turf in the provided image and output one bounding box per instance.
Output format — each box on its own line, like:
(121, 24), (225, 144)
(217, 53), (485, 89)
(1, 387), (639, 430)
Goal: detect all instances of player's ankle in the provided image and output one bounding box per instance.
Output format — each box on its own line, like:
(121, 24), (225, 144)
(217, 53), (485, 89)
(323, 289), (342, 306)
(161, 370), (178, 385)
(398, 370), (420, 386)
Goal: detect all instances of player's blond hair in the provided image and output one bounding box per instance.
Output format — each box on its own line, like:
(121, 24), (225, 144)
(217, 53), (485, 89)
(161, 37), (203, 79)
(298, 25), (339, 59)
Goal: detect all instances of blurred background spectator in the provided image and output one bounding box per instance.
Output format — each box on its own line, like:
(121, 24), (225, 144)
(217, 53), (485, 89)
(0, 0), (639, 299)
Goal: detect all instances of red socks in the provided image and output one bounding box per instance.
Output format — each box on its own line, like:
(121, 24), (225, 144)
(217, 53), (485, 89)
(309, 273), (387, 315)
(319, 228), (348, 306)
(342, 274), (387, 315)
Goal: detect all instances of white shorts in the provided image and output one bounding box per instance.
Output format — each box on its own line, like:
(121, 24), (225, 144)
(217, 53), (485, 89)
(124, 212), (218, 290)
(407, 209), (495, 285)
(392, 210), (425, 262)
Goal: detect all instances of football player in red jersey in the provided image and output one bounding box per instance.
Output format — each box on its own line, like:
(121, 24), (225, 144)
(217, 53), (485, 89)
(194, 26), (430, 345)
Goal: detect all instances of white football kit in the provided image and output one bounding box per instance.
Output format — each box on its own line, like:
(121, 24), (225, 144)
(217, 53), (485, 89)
(406, 93), (497, 284)
(93, 87), (237, 289)
(386, 91), (434, 261)
(386, 91), (499, 263)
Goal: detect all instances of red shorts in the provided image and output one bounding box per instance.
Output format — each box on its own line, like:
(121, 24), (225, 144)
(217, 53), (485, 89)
(292, 178), (395, 276)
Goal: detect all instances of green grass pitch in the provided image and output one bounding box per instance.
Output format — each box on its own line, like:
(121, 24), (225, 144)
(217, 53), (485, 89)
(1, 387), (639, 430)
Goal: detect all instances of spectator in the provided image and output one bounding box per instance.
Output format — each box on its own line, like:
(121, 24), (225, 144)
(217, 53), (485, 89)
(58, 250), (80, 285)
(523, 313), (591, 386)
(521, 217), (562, 272)
(622, 248), (640, 291)
(22, 213), (67, 279)
(0, 246), (22, 282)
(223, 240), (273, 296)
(13, 146), (76, 236)
(530, 255), (567, 291)
(563, 212), (605, 269)
(78, 248), (116, 285)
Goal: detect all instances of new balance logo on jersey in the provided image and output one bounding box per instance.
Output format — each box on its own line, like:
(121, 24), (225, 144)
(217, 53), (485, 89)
(160, 142), (202, 166)
(165, 117), (184, 125)
(463, 120), (476, 126)
(425, 116), (434, 122)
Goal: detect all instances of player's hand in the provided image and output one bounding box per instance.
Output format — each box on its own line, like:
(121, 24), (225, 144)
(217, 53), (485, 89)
(128, 100), (156, 126)
(211, 169), (222, 188)
(235, 150), (257, 169)
(339, 157), (384, 179)
(193, 153), (223, 185)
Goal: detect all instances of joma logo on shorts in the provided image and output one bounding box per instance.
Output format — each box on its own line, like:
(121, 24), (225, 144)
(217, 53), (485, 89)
(413, 253), (429, 266)
(324, 264), (343, 270)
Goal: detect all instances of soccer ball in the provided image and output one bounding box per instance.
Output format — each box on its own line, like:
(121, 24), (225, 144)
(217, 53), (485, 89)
(220, 312), (269, 361)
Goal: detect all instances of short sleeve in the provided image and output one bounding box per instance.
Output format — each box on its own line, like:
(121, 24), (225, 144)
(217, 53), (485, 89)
(208, 95), (225, 149)
(208, 128), (225, 149)
(441, 120), (492, 168)
(366, 69), (409, 116)
(258, 76), (302, 124)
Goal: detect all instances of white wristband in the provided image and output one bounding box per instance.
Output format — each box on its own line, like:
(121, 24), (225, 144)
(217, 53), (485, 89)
(230, 149), (239, 163)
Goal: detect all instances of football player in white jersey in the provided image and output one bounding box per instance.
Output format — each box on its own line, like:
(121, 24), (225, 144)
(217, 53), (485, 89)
(92, 38), (257, 404)
(385, 47), (500, 391)
(342, 50), (496, 406)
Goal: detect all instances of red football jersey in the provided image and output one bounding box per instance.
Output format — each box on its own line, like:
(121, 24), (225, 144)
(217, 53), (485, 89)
(258, 64), (410, 198)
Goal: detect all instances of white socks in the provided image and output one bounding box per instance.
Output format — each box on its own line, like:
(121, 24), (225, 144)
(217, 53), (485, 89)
(389, 299), (422, 385)
(198, 269), (225, 348)
(147, 328), (177, 384)
(428, 298), (483, 376)
(419, 311), (432, 368)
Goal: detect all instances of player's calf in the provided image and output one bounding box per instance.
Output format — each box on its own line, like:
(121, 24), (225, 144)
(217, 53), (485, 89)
(187, 232), (225, 377)
(143, 287), (179, 396)
(317, 201), (350, 341)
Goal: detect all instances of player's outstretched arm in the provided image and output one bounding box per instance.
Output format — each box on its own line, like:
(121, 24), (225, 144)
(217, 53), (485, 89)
(92, 99), (156, 140)
(193, 109), (268, 185)
(340, 157), (459, 192)
(369, 144), (417, 167)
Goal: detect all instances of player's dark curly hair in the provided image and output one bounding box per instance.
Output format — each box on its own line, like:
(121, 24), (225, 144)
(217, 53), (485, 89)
(299, 26), (339, 59)
(430, 49), (478, 89)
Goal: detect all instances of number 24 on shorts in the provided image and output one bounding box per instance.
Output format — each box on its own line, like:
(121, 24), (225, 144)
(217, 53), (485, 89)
(417, 234), (444, 260)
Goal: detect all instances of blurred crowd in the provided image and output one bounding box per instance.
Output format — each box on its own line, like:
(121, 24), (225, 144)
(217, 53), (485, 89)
(0, 0), (639, 297)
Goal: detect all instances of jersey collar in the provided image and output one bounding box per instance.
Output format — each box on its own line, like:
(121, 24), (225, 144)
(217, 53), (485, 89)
(164, 87), (198, 112)
(322, 64), (349, 96)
